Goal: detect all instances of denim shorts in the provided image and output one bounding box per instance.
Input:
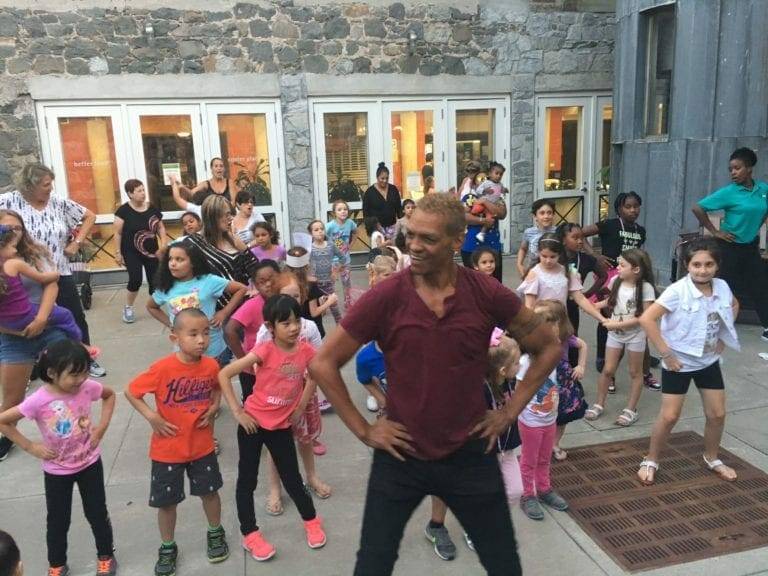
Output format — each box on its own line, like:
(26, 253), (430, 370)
(0, 327), (66, 365)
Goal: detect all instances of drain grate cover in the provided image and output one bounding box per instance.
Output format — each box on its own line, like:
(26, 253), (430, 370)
(552, 431), (768, 572)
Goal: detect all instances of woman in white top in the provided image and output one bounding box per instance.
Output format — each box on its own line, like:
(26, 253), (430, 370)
(231, 190), (265, 246)
(637, 238), (740, 485)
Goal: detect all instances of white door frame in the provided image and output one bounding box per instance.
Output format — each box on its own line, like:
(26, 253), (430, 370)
(310, 101), (383, 218)
(535, 93), (611, 225)
(381, 100), (447, 200)
(41, 105), (132, 225)
(126, 103), (208, 222)
(448, 99), (510, 248)
(593, 95), (613, 223)
(204, 102), (289, 242)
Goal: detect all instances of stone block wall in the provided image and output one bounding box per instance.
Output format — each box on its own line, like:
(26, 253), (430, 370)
(0, 0), (614, 244)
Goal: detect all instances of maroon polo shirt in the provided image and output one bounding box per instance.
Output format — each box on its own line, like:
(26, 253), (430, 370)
(341, 265), (522, 459)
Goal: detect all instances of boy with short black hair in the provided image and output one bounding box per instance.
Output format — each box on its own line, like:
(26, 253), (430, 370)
(125, 308), (229, 576)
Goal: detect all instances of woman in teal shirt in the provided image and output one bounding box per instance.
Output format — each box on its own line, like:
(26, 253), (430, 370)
(692, 147), (768, 340)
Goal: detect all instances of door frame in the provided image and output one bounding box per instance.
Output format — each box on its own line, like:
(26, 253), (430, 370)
(41, 105), (132, 225)
(535, 93), (611, 226)
(204, 102), (288, 239)
(309, 95), (512, 251)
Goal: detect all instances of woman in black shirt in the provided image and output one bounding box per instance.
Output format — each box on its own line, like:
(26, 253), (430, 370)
(362, 162), (402, 240)
(114, 179), (166, 323)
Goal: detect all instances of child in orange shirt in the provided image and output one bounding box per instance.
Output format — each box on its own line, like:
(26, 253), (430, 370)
(125, 308), (229, 576)
(218, 294), (326, 563)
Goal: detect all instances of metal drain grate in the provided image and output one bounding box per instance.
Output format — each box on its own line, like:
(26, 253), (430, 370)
(552, 431), (768, 572)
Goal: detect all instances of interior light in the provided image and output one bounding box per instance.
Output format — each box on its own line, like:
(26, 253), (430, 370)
(177, 132), (191, 138)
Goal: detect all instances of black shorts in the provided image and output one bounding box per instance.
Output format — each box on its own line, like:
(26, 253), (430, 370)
(661, 361), (724, 395)
(149, 451), (222, 508)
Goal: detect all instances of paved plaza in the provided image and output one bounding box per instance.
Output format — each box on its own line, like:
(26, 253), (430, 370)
(1, 261), (767, 576)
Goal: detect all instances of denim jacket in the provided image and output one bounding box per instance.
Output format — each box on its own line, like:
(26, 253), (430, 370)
(659, 275), (740, 357)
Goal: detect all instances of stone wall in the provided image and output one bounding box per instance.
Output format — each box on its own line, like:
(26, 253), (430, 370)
(0, 0), (614, 242)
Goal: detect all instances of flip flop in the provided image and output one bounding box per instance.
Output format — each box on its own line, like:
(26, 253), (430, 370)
(637, 459), (658, 485)
(307, 479), (332, 499)
(703, 455), (737, 482)
(265, 495), (284, 516)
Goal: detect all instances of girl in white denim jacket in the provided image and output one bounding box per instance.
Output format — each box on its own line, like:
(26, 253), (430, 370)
(636, 239), (740, 485)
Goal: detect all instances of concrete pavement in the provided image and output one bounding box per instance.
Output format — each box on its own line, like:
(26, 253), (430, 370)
(1, 259), (767, 576)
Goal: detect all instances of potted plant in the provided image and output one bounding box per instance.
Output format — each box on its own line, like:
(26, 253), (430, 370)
(234, 159), (271, 206)
(328, 167), (362, 203)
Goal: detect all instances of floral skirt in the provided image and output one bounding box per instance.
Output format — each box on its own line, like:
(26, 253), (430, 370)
(556, 358), (588, 425)
(293, 392), (322, 444)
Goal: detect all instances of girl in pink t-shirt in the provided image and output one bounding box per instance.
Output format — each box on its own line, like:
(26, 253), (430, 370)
(518, 233), (606, 324)
(0, 339), (117, 574)
(218, 295), (326, 561)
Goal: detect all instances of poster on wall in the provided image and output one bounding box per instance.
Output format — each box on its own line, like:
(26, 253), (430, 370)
(161, 162), (182, 185)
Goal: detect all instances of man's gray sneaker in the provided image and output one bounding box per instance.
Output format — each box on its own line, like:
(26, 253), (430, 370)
(520, 496), (545, 520)
(539, 490), (569, 511)
(424, 523), (457, 561)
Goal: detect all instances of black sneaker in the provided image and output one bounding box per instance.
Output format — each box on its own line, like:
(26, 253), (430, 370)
(0, 435), (13, 461)
(762, 328), (768, 342)
(155, 543), (178, 576)
(207, 526), (229, 563)
(424, 523), (456, 561)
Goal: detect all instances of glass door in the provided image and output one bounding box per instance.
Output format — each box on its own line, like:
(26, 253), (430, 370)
(205, 103), (287, 241)
(127, 105), (207, 216)
(535, 97), (593, 226)
(383, 101), (446, 201)
(42, 106), (132, 269)
(448, 100), (510, 249)
(312, 102), (382, 251)
(594, 96), (613, 222)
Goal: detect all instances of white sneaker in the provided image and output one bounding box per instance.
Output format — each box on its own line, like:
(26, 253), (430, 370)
(366, 395), (379, 412)
(122, 305), (135, 324)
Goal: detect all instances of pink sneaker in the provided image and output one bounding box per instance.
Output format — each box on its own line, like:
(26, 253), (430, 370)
(312, 440), (327, 456)
(242, 530), (276, 561)
(304, 517), (327, 549)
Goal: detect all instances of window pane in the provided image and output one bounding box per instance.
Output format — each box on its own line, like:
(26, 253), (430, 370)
(324, 112), (368, 204)
(598, 105), (612, 193)
(645, 7), (675, 136)
(543, 107), (582, 192)
(218, 114), (272, 206)
(139, 115), (198, 212)
(552, 197), (584, 226)
(391, 110), (434, 199)
(77, 223), (117, 271)
(58, 117), (120, 215)
(455, 109), (495, 188)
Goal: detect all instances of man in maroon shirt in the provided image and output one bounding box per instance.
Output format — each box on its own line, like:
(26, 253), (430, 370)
(310, 194), (561, 575)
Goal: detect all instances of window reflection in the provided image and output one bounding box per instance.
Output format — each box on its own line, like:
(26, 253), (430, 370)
(544, 106), (582, 192)
(455, 109), (495, 188)
(324, 112), (368, 204)
(390, 110), (434, 199)
(644, 6), (675, 136)
(139, 115), (198, 212)
(218, 114), (272, 206)
(58, 117), (120, 214)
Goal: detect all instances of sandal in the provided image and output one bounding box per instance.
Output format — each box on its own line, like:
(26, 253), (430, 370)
(607, 378), (616, 394)
(615, 408), (638, 427)
(637, 459), (658, 485)
(265, 494), (284, 516)
(552, 446), (568, 461)
(585, 404), (604, 421)
(703, 455), (737, 482)
(307, 478), (332, 499)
